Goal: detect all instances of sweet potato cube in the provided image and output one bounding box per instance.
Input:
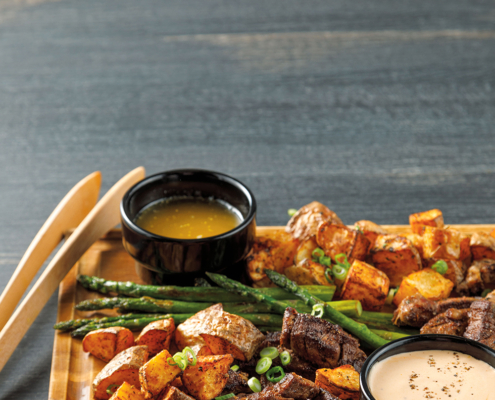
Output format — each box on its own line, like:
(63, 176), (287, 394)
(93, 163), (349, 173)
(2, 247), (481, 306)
(354, 220), (388, 249)
(182, 355), (234, 400)
(139, 349), (182, 399)
(315, 365), (360, 400)
(316, 222), (370, 263)
(371, 235), (422, 287)
(393, 269), (454, 307)
(136, 318), (175, 356)
(157, 386), (195, 400)
(409, 209), (444, 235)
(470, 232), (495, 260)
(93, 346), (149, 400)
(109, 382), (145, 400)
(422, 227), (462, 260)
(340, 260), (389, 311)
(83, 326), (135, 362)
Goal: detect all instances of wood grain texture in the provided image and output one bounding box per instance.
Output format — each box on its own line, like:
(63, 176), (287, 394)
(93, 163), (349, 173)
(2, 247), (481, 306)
(0, 0), (494, 398)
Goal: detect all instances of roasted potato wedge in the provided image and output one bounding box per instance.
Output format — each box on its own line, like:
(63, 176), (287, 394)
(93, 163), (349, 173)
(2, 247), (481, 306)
(136, 318), (175, 356)
(93, 345), (149, 400)
(423, 258), (466, 288)
(109, 382), (145, 400)
(157, 386), (195, 400)
(246, 231), (299, 287)
(83, 326), (135, 362)
(400, 233), (424, 260)
(316, 222), (370, 263)
(371, 234), (422, 287)
(315, 365), (360, 400)
(422, 227), (462, 260)
(354, 220), (388, 250)
(470, 232), (495, 260)
(139, 349), (182, 399)
(409, 209), (444, 235)
(294, 236), (319, 265)
(286, 201), (343, 241)
(340, 260), (389, 311)
(182, 355), (234, 400)
(284, 259), (333, 287)
(393, 269), (454, 307)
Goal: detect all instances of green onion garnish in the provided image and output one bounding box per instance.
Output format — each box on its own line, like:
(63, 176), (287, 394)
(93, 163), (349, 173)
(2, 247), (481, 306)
(481, 288), (492, 297)
(288, 209), (298, 217)
(106, 384), (120, 396)
(312, 248), (325, 260)
(311, 304), (324, 318)
(259, 347), (279, 360)
(332, 264), (348, 281)
(215, 394), (236, 400)
(280, 351), (291, 366)
(231, 365), (240, 372)
(431, 260), (448, 275)
(385, 288), (398, 305)
(168, 352), (188, 370)
(248, 377), (262, 393)
(324, 268), (334, 283)
(255, 357), (272, 374)
(335, 253), (351, 270)
(183, 347), (197, 366)
(319, 255), (332, 267)
(266, 366), (285, 383)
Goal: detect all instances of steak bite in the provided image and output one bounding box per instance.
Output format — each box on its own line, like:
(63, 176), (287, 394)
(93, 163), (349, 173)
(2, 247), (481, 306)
(270, 373), (320, 400)
(281, 308), (366, 372)
(463, 300), (495, 350)
(280, 307), (298, 348)
(420, 308), (470, 335)
(220, 370), (250, 395)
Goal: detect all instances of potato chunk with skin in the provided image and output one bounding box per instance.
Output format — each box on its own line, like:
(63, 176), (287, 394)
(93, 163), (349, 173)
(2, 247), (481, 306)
(354, 220), (388, 250)
(340, 260), (389, 311)
(182, 355), (234, 400)
(400, 233), (424, 260)
(423, 258), (466, 288)
(93, 345), (149, 400)
(317, 222), (370, 264)
(139, 349), (182, 399)
(83, 326), (135, 362)
(109, 382), (145, 400)
(315, 365), (360, 400)
(285, 259), (333, 287)
(286, 201), (343, 241)
(422, 227), (462, 260)
(371, 234), (422, 287)
(409, 209), (444, 235)
(393, 269), (454, 307)
(246, 231), (299, 287)
(157, 386), (195, 400)
(470, 232), (495, 260)
(136, 318), (175, 356)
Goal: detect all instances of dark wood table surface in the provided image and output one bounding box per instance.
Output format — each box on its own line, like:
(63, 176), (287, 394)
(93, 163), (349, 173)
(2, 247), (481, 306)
(0, 0), (494, 397)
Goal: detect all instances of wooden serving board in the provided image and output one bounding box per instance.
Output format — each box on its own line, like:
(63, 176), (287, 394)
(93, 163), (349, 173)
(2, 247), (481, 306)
(48, 225), (495, 400)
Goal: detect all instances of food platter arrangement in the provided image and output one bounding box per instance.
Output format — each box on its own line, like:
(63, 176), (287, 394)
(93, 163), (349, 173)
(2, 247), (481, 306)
(3, 168), (495, 400)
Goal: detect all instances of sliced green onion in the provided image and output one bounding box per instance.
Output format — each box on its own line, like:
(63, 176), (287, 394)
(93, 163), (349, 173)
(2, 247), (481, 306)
(260, 347), (279, 360)
(255, 357), (272, 374)
(248, 377), (262, 393)
(324, 268), (334, 283)
(173, 353), (188, 370)
(385, 288), (398, 305)
(355, 225), (364, 234)
(106, 384), (120, 396)
(431, 260), (448, 275)
(332, 264), (348, 281)
(215, 394), (236, 400)
(288, 208), (298, 217)
(481, 288), (492, 297)
(335, 253), (351, 270)
(266, 366), (285, 383)
(231, 365), (240, 372)
(183, 347), (197, 366)
(311, 304), (324, 318)
(312, 248), (325, 260)
(167, 356), (178, 366)
(319, 255), (332, 267)
(280, 351), (291, 366)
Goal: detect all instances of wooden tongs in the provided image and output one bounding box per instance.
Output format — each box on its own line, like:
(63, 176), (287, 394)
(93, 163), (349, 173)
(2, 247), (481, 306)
(0, 167), (145, 372)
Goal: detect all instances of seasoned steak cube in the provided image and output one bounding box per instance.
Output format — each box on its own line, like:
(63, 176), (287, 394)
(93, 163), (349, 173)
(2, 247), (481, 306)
(280, 307), (298, 348)
(220, 370), (249, 395)
(420, 308), (470, 336)
(464, 300), (495, 349)
(271, 373), (320, 400)
(313, 388), (339, 400)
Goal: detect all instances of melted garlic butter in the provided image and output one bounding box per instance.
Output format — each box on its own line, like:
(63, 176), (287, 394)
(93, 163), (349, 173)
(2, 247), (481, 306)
(368, 350), (495, 400)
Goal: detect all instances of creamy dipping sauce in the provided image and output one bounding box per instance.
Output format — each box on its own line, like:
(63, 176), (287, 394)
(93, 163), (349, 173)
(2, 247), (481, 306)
(134, 196), (242, 239)
(368, 350), (495, 400)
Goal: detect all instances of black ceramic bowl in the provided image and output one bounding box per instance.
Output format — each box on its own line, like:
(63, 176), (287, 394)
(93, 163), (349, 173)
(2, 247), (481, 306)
(359, 334), (495, 400)
(120, 169), (257, 285)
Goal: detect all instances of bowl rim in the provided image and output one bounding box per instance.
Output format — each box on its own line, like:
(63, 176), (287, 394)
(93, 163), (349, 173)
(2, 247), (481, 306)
(359, 334), (495, 400)
(120, 168), (257, 243)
